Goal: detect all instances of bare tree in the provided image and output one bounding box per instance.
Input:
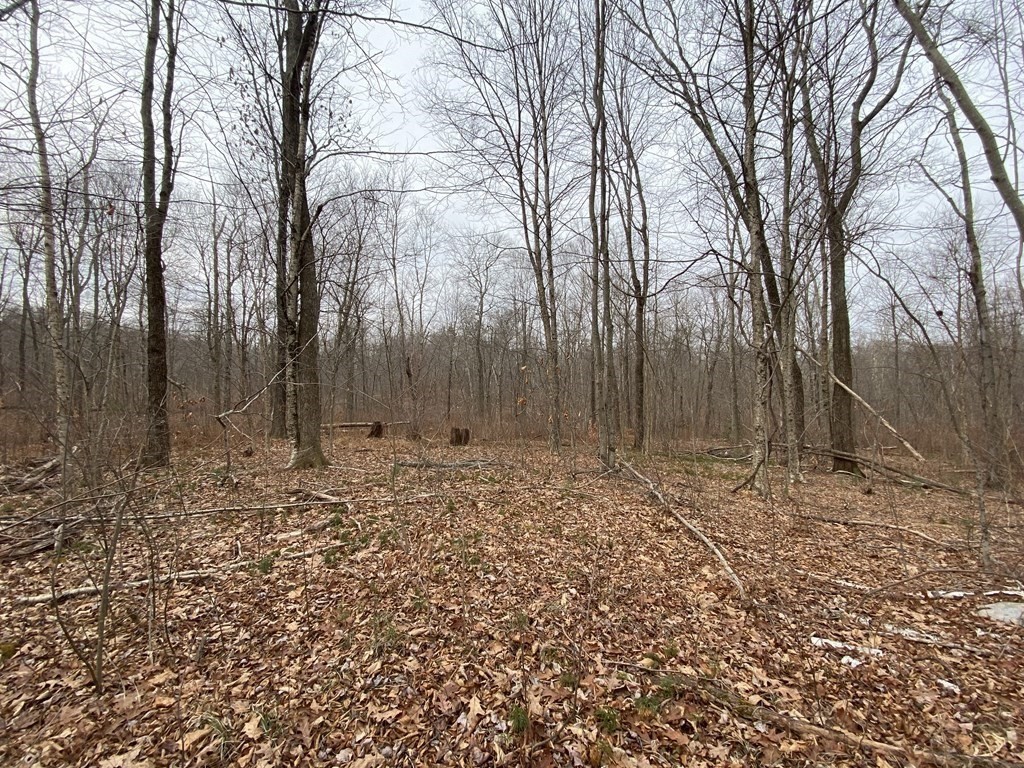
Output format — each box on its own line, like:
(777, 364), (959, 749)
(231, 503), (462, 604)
(279, 0), (327, 468)
(25, 0), (68, 458)
(798, 0), (913, 474)
(627, 0), (776, 494)
(428, 0), (580, 452)
(894, 0), (1024, 243)
(139, 0), (181, 467)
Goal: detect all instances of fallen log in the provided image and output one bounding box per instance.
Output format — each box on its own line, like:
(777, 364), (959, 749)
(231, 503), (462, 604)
(805, 447), (969, 493)
(322, 421), (410, 429)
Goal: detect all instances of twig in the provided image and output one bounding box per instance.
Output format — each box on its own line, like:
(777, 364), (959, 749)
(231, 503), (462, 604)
(792, 568), (874, 592)
(619, 461), (748, 605)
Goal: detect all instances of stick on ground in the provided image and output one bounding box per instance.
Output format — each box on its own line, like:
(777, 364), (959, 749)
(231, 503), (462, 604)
(620, 461), (748, 605)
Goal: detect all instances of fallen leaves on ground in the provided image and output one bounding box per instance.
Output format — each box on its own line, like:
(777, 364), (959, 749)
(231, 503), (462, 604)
(0, 438), (1021, 767)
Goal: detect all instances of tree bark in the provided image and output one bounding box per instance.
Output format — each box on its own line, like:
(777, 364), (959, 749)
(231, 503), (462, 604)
(281, 0), (325, 469)
(139, 0), (177, 467)
(27, 0), (69, 456)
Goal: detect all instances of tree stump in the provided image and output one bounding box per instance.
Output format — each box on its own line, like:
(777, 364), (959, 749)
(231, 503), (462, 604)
(449, 427), (470, 446)
(367, 421), (384, 438)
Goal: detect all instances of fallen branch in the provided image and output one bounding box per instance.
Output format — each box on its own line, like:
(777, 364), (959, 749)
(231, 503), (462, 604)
(0, 456), (62, 493)
(791, 512), (964, 551)
(18, 544), (343, 606)
(804, 447), (985, 499)
(394, 459), (501, 470)
(321, 420), (410, 429)
(701, 445), (752, 461)
(792, 568), (874, 592)
(609, 660), (1016, 768)
(620, 461), (747, 605)
(801, 349), (923, 461)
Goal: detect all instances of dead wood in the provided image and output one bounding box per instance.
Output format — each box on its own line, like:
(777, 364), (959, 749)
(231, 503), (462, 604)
(801, 348), (924, 461)
(1, 520), (83, 562)
(17, 544), (343, 606)
(793, 568), (874, 592)
(395, 459), (498, 470)
(286, 488), (341, 503)
(790, 512), (964, 551)
(808, 446), (1024, 510)
(322, 420), (410, 430)
(620, 461), (748, 605)
(701, 445), (752, 460)
(610, 660), (1016, 767)
(0, 456), (62, 493)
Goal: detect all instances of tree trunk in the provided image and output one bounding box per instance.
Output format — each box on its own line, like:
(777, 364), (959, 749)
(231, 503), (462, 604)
(280, 0), (326, 469)
(27, 0), (69, 456)
(139, 0), (177, 468)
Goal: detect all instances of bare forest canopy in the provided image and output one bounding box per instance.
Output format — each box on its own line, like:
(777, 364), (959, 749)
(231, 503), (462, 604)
(0, 0), (1022, 486)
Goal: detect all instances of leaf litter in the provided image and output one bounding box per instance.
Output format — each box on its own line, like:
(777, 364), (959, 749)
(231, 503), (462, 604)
(0, 438), (1021, 767)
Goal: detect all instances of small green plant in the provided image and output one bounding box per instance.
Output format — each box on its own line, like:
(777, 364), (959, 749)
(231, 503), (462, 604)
(255, 555), (275, 575)
(412, 589), (429, 613)
(539, 645), (563, 665)
(199, 712), (234, 759)
(323, 548), (339, 568)
(446, 497), (456, 515)
(635, 695), (661, 718)
(453, 530), (484, 569)
(657, 674), (685, 696)
(662, 642), (680, 660)
(595, 707), (619, 734)
(0, 640), (19, 660)
(371, 617), (406, 657)
(559, 671), (579, 689)
(255, 706), (282, 739)
(509, 705), (529, 735)
(329, 511), (344, 528)
(510, 610), (530, 631)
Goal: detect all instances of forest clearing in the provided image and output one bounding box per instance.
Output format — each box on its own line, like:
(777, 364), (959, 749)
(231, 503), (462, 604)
(1, 435), (1021, 767)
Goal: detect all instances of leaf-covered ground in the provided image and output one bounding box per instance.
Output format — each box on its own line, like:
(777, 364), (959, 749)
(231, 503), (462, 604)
(1, 436), (1022, 767)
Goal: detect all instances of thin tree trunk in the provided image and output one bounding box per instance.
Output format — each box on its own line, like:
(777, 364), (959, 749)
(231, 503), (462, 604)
(27, 0), (69, 457)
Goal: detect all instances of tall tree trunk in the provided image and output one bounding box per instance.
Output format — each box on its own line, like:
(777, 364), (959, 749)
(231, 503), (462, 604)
(740, 0), (771, 496)
(282, 0), (325, 469)
(940, 85), (1005, 498)
(588, 0), (615, 467)
(139, 0), (177, 467)
(27, 0), (69, 455)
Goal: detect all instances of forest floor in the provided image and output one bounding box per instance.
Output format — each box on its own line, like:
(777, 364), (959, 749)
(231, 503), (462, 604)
(0, 434), (1022, 767)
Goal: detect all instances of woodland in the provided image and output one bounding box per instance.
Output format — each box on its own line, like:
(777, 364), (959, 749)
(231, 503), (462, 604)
(0, 0), (1023, 764)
